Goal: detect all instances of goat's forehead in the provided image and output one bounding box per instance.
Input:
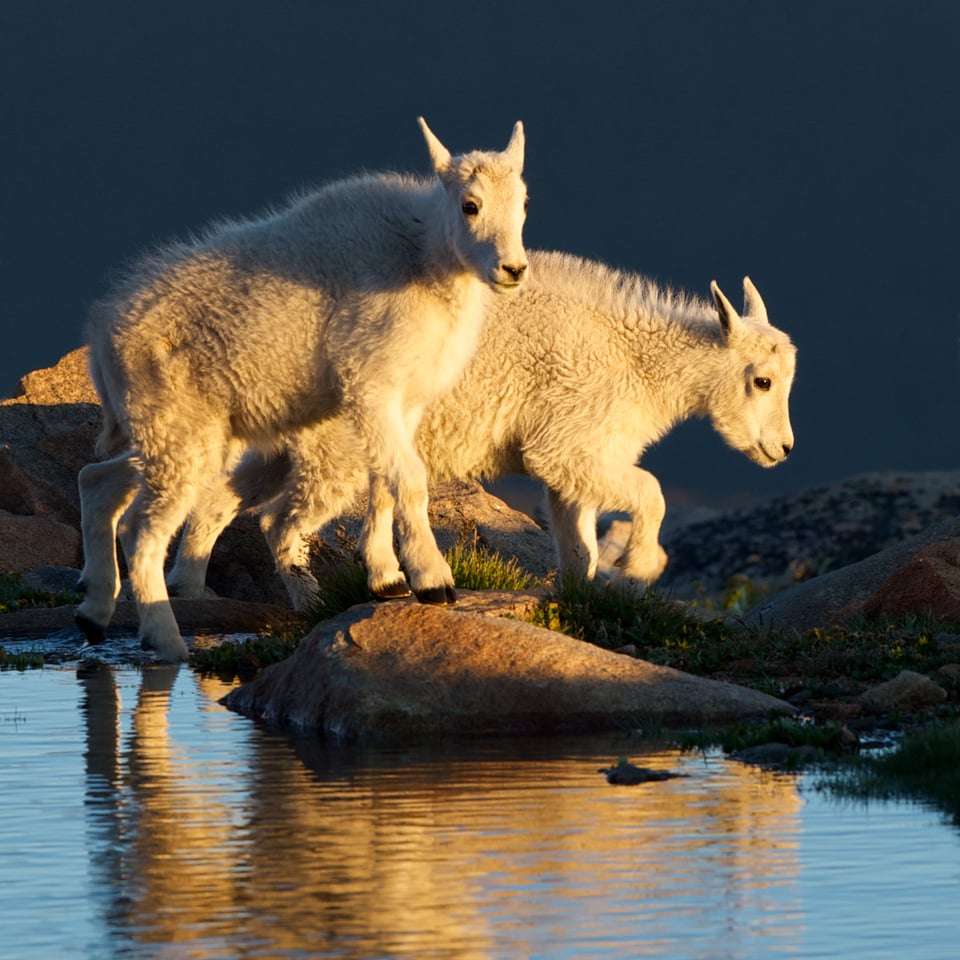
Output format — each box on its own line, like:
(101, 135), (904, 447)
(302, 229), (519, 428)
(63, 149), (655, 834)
(748, 330), (796, 369)
(452, 151), (523, 186)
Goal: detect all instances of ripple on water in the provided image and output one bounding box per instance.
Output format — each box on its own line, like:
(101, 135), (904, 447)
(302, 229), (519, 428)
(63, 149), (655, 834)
(1, 663), (959, 960)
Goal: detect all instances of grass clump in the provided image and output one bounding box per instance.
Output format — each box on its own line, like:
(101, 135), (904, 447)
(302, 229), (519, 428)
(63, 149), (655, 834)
(0, 572), (82, 614)
(528, 574), (708, 652)
(679, 715), (852, 756)
(446, 539), (540, 592)
(0, 646), (46, 670)
(302, 561), (373, 624)
(190, 629), (304, 682)
(818, 720), (960, 823)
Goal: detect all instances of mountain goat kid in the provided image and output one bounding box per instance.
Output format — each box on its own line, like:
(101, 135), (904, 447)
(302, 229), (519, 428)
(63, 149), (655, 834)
(168, 250), (796, 609)
(76, 118), (529, 661)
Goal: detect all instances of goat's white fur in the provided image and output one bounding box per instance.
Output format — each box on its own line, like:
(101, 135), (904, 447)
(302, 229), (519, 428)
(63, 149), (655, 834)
(168, 250), (797, 610)
(76, 118), (528, 661)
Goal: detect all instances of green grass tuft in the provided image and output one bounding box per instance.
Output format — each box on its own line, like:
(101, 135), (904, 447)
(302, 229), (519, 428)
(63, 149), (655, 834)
(0, 572), (82, 614)
(818, 720), (960, 823)
(190, 629), (304, 683)
(302, 561), (373, 624)
(527, 574), (701, 651)
(446, 540), (540, 592)
(0, 646), (46, 670)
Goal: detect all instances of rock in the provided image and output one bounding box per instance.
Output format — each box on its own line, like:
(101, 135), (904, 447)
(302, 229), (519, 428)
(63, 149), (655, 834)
(656, 471), (960, 603)
(729, 742), (821, 768)
(0, 512), (82, 573)
(737, 517), (960, 632)
(859, 670), (947, 713)
(598, 758), (684, 784)
(222, 598), (794, 739)
(0, 348), (102, 524)
(859, 539), (960, 621)
(18, 565), (85, 594)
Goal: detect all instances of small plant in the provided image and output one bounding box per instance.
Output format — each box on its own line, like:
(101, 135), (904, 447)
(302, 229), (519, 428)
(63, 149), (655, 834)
(0, 646), (46, 670)
(302, 561), (373, 624)
(818, 720), (960, 823)
(190, 629), (304, 682)
(445, 538), (540, 591)
(527, 575), (701, 652)
(0, 572), (82, 614)
(679, 715), (852, 756)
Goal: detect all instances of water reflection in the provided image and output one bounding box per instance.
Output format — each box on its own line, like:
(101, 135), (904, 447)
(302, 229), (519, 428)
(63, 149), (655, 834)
(73, 664), (809, 959)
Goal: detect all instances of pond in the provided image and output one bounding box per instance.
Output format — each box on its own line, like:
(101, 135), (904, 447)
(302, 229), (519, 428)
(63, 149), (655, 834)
(2, 663), (959, 959)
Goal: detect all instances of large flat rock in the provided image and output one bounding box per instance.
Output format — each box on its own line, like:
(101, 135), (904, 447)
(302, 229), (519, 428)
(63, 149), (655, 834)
(223, 600), (793, 740)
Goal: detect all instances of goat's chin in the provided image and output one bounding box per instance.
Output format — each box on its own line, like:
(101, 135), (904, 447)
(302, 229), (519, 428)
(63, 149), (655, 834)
(749, 444), (783, 468)
(490, 278), (525, 294)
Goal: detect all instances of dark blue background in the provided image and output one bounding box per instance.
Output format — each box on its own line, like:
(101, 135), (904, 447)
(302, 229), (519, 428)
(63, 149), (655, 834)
(2, 1), (957, 506)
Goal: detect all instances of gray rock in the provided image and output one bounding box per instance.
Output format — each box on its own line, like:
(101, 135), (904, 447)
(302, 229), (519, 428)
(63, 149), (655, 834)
(655, 471), (960, 603)
(738, 517), (960, 632)
(222, 596), (794, 740)
(859, 670), (948, 713)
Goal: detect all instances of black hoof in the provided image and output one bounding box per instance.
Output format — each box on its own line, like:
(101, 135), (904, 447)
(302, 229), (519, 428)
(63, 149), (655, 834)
(414, 585), (458, 606)
(75, 613), (105, 644)
(374, 580), (414, 600)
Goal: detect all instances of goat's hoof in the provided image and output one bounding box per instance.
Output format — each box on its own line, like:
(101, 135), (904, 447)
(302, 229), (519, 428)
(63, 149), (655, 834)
(140, 636), (189, 663)
(414, 585), (458, 606)
(374, 580), (413, 600)
(75, 613), (105, 644)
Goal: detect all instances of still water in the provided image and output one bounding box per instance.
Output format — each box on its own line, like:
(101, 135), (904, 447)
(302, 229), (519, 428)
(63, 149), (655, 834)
(1, 664), (958, 960)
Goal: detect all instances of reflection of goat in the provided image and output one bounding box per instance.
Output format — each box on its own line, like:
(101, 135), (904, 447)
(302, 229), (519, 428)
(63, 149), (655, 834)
(76, 119), (528, 660)
(170, 251), (796, 609)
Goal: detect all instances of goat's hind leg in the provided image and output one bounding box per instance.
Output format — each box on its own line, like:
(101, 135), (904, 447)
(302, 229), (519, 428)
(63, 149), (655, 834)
(260, 425), (370, 611)
(75, 454), (140, 643)
(166, 444), (271, 598)
(118, 455), (204, 662)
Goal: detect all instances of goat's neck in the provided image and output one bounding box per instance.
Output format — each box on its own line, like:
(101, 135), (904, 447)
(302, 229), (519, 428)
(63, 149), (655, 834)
(643, 314), (729, 423)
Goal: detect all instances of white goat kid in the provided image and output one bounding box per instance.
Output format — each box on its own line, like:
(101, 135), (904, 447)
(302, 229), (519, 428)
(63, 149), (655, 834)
(169, 251), (796, 608)
(76, 118), (528, 661)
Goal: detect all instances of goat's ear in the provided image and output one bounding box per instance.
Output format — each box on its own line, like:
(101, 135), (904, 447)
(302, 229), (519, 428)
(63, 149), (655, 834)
(742, 276), (769, 325)
(711, 280), (742, 340)
(418, 117), (452, 177)
(505, 120), (525, 169)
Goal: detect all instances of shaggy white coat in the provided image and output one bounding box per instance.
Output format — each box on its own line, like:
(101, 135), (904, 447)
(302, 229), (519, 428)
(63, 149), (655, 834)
(170, 249), (797, 609)
(76, 119), (528, 661)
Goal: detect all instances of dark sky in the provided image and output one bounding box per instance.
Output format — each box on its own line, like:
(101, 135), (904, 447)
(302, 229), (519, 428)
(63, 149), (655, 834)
(2, 1), (958, 506)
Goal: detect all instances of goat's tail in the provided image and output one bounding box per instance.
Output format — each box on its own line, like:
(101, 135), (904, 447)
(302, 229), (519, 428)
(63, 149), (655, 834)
(85, 300), (129, 457)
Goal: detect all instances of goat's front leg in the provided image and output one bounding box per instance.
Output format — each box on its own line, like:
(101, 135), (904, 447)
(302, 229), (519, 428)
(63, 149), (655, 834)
(360, 405), (455, 605)
(356, 475), (412, 599)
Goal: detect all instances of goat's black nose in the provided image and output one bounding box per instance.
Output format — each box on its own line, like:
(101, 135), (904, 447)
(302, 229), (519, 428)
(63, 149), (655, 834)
(503, 263), (527, 282)
(782, 443), (793, 457)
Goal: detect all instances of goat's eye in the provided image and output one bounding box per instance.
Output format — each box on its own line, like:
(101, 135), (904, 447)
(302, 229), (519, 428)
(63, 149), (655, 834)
(754, 376), (772, 391)
(462, 199), (480, 217)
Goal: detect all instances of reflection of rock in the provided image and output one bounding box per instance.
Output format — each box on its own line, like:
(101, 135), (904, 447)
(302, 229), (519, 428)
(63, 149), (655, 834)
(729, 743), (821, 768)
(223, 598), (794, 739)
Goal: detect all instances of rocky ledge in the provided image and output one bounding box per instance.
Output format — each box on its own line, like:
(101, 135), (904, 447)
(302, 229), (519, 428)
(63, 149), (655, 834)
(222, 596), (793, 740)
